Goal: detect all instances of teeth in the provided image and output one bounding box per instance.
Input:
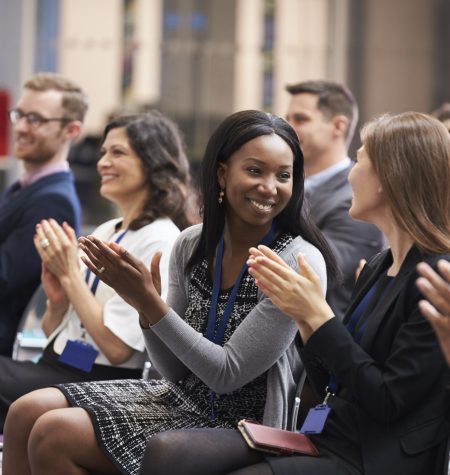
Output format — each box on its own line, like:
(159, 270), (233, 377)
(101, 175), (117, 183)
(250, 199), (274, 211)
(16, 137), (32, 145)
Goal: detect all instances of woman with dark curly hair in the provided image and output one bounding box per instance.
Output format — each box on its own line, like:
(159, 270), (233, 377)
(0, 111), (197, 432)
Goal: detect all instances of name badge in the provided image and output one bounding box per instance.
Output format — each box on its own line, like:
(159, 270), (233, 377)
(299, 404), (331, 434)
(58, 339), (99, 373)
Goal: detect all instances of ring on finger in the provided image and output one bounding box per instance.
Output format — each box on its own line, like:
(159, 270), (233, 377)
(98, 266), (106, 274)
(40, 238), (50, 249)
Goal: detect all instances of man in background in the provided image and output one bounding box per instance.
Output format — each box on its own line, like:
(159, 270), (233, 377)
(286, 80), (384, 319)
(0, 72), (86, 356)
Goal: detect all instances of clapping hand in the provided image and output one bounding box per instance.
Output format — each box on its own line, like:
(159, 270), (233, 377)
(416, 259), (450, 366)
(78, 235), (167, 324)
(40, 262), (69, 313)
(247, 245), (333, 341)
(34, 219), (79, 280)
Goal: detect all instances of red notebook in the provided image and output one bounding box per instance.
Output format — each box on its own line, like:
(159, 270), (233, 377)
(237, 419), (319, 456)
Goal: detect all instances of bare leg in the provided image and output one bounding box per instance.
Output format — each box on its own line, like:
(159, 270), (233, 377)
(28, 407), (120, 475)
(3, 388), (69, 475)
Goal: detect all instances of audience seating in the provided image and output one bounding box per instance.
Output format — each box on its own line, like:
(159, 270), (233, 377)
(12, 285), (47, 361)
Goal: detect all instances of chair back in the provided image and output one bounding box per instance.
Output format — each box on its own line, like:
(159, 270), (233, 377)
(12, 285), (48, 361)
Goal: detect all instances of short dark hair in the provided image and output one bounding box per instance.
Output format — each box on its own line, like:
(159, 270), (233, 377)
(286, 80), (358, 145)
(103, 111), (198, 231)
(186, 109), (337, 278)
(25, 72), (89, 122)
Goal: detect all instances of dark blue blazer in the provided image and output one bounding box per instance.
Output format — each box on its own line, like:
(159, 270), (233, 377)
(300, 246), (450, 475)
(0, 171), (81, 356)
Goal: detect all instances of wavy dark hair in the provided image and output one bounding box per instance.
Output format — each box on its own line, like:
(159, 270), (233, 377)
(186, 109), (337, 278)
(103, 111), (198, 231)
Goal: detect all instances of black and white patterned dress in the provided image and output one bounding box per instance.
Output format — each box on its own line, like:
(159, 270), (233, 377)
(58, 233), (295, 475)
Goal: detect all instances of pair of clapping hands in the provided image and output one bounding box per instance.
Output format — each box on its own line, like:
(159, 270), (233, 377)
(77, 234), (450, 365)
(248, 248), (450, 363)
(78, 237), (333, 335)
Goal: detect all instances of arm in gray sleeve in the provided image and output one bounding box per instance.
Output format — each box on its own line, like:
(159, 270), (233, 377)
(146, 236), (327, 393)
(143, 228), (193, 381)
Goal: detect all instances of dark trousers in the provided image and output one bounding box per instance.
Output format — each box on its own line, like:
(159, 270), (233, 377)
(0, 345), (143, 432)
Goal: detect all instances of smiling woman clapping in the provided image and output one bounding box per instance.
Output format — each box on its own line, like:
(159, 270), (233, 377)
(0, 111), (196, 433)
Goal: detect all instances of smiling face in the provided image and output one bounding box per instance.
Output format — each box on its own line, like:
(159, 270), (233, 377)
(97, 127), (149, 209)
(217, 134), (294, 233)
(348, 146), (386, 224)
(12, 88), (70, 164)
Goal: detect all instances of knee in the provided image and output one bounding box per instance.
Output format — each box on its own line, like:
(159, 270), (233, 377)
(4, 392), (45, 438)
(28, 411), (69, 466)
(140, 431), (185, 474)
(146, 431), (185, 459)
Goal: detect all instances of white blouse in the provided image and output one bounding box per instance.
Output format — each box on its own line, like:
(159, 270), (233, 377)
(50, 217), (180, 368)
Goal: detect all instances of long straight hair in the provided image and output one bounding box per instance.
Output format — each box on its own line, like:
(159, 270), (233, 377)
(361, 112), (450, 253)
(186, 109), (337, 277)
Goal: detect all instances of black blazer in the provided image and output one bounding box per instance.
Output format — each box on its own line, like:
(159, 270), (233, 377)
(300, 246), (450, 475)
(305, 163), (384, 320)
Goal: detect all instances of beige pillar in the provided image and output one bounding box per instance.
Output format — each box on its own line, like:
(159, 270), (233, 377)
(274, 0), (329, 115)
(59, 0), (123, 133)
(361, 0), (433, 119)
(326, 0), (350, 84)
(19, 0), (37, 87)
(233, 0), (264, 111)
(133, 0), (162, 106)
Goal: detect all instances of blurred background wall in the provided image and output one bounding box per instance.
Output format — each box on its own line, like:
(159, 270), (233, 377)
(1, 0), (449, 225)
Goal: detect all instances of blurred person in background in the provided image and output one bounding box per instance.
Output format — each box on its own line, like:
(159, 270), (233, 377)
(431, 102), (450, 133)
(286, 80), (384, 320)
(0, 111), (196, 432)
(0, 72), (86, 357)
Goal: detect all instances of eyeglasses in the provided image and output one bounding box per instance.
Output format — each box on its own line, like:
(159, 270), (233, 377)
(8, 109), (71, 129)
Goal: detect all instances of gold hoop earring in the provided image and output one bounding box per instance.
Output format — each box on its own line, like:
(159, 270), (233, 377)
(218, 189), (225, 204)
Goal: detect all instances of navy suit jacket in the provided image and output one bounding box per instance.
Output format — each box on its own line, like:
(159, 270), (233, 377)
(305, 163), (384, 320)
(0, 171), (81, 356)
(300, 246), (450, 475)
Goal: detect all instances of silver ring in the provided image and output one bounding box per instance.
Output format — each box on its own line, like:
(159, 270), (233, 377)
(40, 238), (50, 249)
(98, 266), (105, 274)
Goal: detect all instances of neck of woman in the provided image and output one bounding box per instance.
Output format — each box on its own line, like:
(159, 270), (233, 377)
(384, 227), (414, 276)
(223, 220), (274, 256)
(218, 220), (275, 289)
(117, 194), (147, 230)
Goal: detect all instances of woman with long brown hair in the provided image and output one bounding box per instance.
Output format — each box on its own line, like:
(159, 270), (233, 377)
(138, 111), (450, 475)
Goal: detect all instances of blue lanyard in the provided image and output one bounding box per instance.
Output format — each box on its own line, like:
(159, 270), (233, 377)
(206, 223), (277, 420)
(84, 228), (128, 296)
(205, 223), (276, 345)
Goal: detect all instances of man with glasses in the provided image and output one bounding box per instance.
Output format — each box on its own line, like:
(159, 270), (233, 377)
(0, 73), (87, 356)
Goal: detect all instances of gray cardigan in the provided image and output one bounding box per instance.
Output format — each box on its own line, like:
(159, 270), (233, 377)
(143, 224), (327, 428)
